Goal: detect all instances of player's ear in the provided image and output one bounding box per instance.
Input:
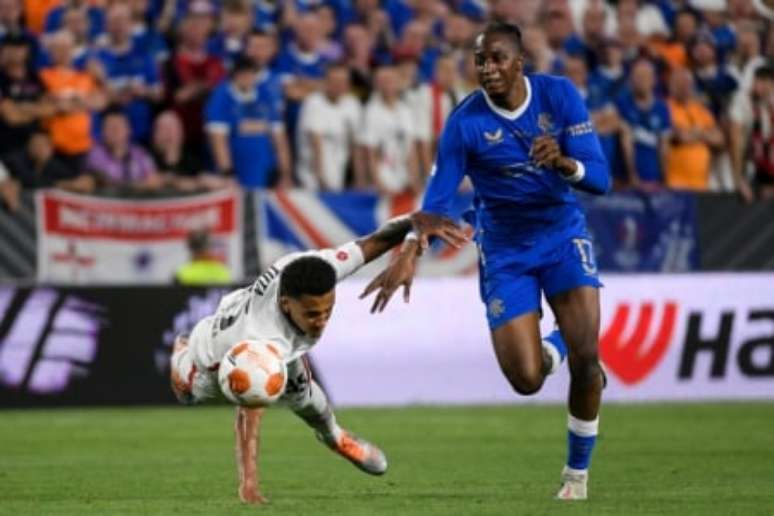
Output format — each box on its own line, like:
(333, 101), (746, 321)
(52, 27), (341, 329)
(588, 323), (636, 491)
(513, 51), (525, 71)
(279, 295), (290, 313)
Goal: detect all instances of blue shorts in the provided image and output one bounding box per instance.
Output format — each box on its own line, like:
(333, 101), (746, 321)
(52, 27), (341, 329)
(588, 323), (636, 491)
(478, 232), (602, 330)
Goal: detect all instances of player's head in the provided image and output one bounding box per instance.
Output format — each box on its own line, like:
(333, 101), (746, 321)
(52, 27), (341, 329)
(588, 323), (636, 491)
(279, 256), (337, 339)
(630, 57), (656, 97)
(474, 22), (525, 100)
(323, 62), (350, 100)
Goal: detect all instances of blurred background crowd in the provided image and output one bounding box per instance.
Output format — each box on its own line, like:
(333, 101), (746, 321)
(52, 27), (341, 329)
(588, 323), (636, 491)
(0, 0), (771, 213)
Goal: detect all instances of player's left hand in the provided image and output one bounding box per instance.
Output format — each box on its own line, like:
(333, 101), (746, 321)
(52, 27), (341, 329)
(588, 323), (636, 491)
(530, 135), (563, 169)
(359, 252), (417, 313)
(239, 485), (268, 505)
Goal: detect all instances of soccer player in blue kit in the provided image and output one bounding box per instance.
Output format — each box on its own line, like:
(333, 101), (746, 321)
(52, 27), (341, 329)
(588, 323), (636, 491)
(361, 22), (611, 500)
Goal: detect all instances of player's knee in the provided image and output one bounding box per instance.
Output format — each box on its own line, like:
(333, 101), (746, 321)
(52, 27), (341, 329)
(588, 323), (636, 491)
(503, 368), (544, 396)
(568, 346), (601, 386)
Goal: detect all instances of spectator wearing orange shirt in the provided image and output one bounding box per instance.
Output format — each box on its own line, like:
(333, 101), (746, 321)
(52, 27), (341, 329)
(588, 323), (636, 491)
(650, 9), (699, 72)
(665, 68), (724, 190)
(23, 0), (60, 34)
(39, 30), (106, 172)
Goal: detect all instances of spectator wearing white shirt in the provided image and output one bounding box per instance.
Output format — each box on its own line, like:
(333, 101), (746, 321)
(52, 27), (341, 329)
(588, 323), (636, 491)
(296, 63), (363, 191)
(403, 54), (465, 179)
(729, 26), (767, 92)
(360, 65), (420, 195)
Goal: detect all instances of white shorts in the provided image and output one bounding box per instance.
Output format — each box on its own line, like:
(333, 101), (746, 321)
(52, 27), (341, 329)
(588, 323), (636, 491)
(170, 340), (313, 407)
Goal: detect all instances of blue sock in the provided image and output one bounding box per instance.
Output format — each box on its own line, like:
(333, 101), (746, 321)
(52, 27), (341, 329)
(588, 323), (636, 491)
(544, 329), (568, 361)
(567, 414), (598, 471)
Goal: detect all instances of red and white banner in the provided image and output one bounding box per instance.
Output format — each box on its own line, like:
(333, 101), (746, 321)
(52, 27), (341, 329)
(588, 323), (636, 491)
(36, 190), (243, 284)
(312, 273), (774, 405)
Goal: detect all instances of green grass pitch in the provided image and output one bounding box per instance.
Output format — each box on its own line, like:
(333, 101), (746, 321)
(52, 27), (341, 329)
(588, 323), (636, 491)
(1, 403), (773, 515)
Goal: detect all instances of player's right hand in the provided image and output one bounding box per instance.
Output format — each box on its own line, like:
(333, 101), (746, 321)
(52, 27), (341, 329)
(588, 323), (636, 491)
(410, 212), (468, 250)
(239, 485), (268, 505)
(359, 252), (417, 313)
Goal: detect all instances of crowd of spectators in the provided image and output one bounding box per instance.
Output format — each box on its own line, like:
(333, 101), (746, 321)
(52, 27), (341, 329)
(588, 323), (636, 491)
(0, 0), (772, 213)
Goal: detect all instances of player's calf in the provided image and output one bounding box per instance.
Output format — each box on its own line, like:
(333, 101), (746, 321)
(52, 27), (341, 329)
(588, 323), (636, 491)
(283, 371), (388, 475)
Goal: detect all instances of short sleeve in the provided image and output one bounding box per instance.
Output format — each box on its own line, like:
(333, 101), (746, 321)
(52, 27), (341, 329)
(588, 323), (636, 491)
(312, 241), (366, 281)
(299, 95), (325, 133)
(204, 86), (230, 134)
(272, 241), (365, 282)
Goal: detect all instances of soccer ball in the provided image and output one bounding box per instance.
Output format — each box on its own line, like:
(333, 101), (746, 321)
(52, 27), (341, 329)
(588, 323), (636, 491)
(218, 339), (287, 407)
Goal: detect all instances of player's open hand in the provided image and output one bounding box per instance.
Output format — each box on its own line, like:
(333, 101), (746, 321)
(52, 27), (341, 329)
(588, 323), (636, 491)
(359, 253), (417, 313)
(410, 212), (468, 250)
(530, 135), (564, 169)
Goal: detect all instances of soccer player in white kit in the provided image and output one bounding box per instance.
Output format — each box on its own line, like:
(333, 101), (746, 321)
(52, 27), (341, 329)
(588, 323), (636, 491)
(169, 214), (466, 504)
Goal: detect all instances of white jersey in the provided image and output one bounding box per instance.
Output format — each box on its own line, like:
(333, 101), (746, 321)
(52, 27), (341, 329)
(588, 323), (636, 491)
(296, 92), (362, 191)
(188, 241), (365, 371)
(359, 94), (416, 193)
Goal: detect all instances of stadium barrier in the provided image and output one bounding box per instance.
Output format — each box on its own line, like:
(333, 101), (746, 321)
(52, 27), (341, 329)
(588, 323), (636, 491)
(1, 274), (772, 408)
(1, 189), (774, 282)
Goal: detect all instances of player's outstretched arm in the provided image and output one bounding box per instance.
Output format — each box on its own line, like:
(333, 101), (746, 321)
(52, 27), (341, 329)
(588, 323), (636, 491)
(359, 211), (467, 312)
(360, 237), (421, 313)
(235, 406), (267, 504)
(356, 213), (466, 264)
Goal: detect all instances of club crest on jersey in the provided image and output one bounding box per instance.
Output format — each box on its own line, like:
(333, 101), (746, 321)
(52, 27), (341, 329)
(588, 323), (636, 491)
(538, 113), (553, 134)
(483, 128), (503, 144)
(488, 298), (505, 318)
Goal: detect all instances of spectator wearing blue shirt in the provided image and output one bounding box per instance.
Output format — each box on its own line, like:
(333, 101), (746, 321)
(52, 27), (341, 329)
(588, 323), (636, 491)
(542, 4), (582, 75)
(385, 0), (444, 40)
(205, 57), (292, 189)
(701, 5), (737, 60)
(208, 0), (253, 70)
(689, 37), (738, 117)
(129, 0), (170, 65)
(275, 12), (329, 153)
(35, 5), (97, 71)
(616, 58), (672, 186)
(44, 0), (105, 41)
(94, 3), (162, 143)
(588, 39), (627, 104)
(254, 0), (282, 32)
(565, 55), (637, 187)
(391, 19), (440, 82)
(244, 29), (284, 111)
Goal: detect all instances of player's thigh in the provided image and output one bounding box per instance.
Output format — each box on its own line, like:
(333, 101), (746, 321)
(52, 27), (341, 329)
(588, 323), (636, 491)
(491, 311), (544, 381)
(170, 344), (220, 405)
(277, 356), (312, 408)
(481, 269), (544, 379)
(540, 235), (601, 351)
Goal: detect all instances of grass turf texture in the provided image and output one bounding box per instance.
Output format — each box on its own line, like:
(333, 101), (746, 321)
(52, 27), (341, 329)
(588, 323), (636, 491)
(1, 403), (772, 515)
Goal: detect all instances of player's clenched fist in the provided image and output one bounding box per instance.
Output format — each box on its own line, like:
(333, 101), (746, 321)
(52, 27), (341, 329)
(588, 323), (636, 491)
(530, 135), (578, 177)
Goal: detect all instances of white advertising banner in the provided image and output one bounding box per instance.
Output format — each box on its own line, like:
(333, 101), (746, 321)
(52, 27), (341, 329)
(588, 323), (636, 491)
(312, 274), (774, 406)
(36, 190), (242, 284)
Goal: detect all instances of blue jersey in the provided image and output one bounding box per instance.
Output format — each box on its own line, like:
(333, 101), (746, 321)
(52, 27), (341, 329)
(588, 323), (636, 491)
(205, 79), (283, 188)
(423, 74), (610, 246)
(615, 91), (671, 182)
(95, 46), (160, 142)
(45, 6), (105, 40)
(582, 89), (622, 180)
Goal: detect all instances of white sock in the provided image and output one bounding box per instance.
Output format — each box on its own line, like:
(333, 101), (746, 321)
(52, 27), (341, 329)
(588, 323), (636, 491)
(542, 339), (562, 375)
(292, 381), (343, 441)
